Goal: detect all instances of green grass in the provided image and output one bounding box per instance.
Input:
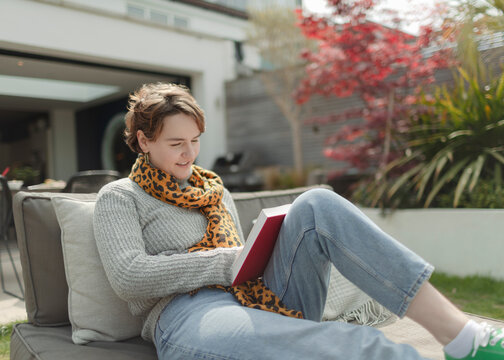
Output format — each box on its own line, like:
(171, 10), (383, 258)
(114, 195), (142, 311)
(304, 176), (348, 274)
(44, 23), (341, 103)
(430, 272), (504, 320)
(0, 322), (16, 360)
(0, 273), (502, 358)
(0, 321), (26, 360)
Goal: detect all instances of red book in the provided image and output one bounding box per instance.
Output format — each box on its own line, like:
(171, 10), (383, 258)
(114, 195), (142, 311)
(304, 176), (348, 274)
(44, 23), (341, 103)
(231, 204), (291, 286)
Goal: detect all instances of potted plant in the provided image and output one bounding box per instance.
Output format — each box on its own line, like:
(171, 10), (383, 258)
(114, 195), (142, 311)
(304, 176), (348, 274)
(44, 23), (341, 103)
(9, 166), (40, 187)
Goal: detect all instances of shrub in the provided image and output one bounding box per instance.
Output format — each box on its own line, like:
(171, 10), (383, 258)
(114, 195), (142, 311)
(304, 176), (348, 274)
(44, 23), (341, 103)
(354, 68), (504, 208)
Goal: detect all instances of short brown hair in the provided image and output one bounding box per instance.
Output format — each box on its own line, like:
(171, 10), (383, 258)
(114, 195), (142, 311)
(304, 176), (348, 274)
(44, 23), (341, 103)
(124, 83), (205, 153)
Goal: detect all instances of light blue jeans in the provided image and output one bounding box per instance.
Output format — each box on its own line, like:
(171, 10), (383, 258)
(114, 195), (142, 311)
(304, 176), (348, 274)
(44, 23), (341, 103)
(154, 189), (434, 359)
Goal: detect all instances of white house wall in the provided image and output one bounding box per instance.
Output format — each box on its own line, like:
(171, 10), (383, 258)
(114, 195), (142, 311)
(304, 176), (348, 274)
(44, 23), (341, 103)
(0, 0), (248, 178)
(58, 0), (250, 42)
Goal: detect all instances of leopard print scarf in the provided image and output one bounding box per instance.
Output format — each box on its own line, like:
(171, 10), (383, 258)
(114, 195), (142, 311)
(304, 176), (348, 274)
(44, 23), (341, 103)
(129, 154), (303, 319)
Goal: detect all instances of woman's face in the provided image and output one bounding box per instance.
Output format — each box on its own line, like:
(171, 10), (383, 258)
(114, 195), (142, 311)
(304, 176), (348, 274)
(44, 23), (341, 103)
(137, 113), (201, 180)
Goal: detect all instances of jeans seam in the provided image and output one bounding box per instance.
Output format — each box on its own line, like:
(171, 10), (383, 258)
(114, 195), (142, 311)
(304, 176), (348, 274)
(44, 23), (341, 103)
(397, 263), (435, 318)
(155, 322), (163, 345)
(273, 225), (314, 300)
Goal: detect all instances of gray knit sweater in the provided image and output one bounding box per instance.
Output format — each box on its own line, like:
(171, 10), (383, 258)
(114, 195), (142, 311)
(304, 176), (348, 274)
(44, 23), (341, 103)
(93, 178), (244, 342)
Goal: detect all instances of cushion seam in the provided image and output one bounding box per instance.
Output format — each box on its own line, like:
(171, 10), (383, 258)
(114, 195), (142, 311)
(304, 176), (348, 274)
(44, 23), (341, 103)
(12, 324), (43, 360)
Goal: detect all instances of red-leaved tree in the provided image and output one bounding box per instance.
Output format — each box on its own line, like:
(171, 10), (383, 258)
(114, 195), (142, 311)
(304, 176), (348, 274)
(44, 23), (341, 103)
(295, 0), (453, 179)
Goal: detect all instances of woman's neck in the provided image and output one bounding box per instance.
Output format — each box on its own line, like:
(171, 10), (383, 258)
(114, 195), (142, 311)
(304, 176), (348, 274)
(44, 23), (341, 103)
(176, 178), (190, 190)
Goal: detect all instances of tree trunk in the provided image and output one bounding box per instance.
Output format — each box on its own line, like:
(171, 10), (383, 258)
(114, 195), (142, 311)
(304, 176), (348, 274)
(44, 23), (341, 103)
(291, 118), (304, 180)
(260, 72), (305, 181)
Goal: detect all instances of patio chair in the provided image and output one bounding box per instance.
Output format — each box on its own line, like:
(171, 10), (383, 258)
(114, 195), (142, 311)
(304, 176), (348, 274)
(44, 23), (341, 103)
(0, 175), (24, 300)
(62, 170), (121, 193)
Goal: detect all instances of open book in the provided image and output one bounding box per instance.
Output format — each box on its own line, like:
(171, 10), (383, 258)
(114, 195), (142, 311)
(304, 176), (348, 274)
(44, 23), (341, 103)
(231, 203), (291, 286)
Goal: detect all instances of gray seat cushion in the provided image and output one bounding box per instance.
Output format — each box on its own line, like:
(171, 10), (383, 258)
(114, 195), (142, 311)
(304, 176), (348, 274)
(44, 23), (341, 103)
(10, 324), (157, 360)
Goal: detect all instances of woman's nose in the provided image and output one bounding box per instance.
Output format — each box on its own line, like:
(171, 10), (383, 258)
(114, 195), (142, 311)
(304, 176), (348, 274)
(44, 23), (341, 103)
(182, 143), (195, 158)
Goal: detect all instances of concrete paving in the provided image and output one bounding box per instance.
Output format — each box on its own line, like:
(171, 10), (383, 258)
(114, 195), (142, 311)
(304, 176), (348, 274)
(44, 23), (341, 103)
(0, 239), (27, 324)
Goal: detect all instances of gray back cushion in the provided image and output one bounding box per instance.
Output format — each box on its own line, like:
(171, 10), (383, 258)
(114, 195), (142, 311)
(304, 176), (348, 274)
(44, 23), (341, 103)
(232, 185), (332, 237)
(13, 192), (96, 326)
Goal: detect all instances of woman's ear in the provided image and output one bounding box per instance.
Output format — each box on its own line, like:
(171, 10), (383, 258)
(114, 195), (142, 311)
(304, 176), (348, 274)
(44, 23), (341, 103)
(137, 130), (149, 153)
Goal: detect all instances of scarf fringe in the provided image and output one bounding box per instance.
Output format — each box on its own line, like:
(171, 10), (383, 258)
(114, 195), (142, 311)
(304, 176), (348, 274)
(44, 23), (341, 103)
(324, 299), (397, 328)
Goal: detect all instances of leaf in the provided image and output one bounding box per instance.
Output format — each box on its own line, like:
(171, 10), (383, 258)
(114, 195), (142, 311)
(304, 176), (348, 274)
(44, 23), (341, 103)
(381, 150), (422, 175)
(387, 163), (424, 200)
(447, 130), (474, 139)
(486, 149), (504, 165)
(483, 119), (504, 131)
(407, 124), (447, 133)
(496, 73), (504, 100)
(439, 100), (465, 125)
(468, 154), (486, 192)
(434, 155), (449, 182)
(424, 158), (471, 208)
(406, 134), (448, 147)
(453, 164), (474, 207)
(417, 147), (457, 201)
(458, 67), (471, 83)
(485, 104), (492, 121)
(468, 73), (486, 111)
(496, 163), (502, 192)
(416, 159), (439, 201)
(370, 181), (389, 208)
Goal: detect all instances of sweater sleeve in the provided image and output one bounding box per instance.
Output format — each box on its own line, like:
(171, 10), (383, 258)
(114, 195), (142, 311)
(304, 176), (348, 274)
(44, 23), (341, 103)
(93, 186), (241, 302)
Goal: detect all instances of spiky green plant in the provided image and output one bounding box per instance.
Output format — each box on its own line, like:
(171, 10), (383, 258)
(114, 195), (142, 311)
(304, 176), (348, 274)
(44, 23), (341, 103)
(362, 67), (504, 208)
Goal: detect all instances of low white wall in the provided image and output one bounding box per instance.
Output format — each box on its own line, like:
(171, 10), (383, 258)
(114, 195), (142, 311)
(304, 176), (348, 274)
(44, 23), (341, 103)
(361, 208), (504, 280)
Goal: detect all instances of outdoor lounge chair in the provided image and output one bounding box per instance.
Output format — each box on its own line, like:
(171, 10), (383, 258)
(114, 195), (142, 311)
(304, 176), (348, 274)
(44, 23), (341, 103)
(9, 187), (504, 360)
(62, 170), (121, 193)
(0, 175), (24, 300)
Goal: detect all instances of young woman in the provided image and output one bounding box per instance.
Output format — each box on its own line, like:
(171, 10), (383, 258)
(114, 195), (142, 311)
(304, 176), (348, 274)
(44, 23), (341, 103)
(94, 82), (504, 360)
